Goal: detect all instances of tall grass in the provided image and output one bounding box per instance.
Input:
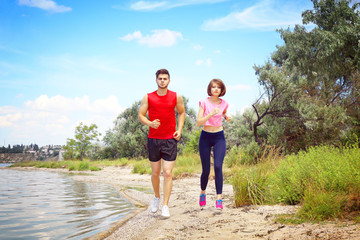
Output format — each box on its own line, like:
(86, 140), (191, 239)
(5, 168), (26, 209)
(173, 153), (201, 178)
(132, 158), (151, 175)
(231, 145), (283, 206)
(231, 143), (360, 221)
(272, 144), (360, 221)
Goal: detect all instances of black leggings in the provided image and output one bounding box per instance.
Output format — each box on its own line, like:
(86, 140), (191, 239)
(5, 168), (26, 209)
(199, 130), (226, 195)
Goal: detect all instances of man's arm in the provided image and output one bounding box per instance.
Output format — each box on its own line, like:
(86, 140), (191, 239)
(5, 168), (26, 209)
(138, 94), (160, 129)
(173, 94), (185, 141)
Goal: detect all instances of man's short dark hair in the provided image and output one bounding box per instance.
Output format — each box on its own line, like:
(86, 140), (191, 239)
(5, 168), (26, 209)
(156, 69), (170, 79)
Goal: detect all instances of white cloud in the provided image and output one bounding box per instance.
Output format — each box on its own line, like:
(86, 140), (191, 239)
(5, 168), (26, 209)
(1, 95), (124, 146)
(130, 1), (167, 11)
(201, 0), (307, 31)
(120, 29), (183, 48)
(193, 44), (204, 51)
(0, 108), (22, 127)
(195, 58), (212, 66)
(129, 0), (228, 11)
(120, 30), (143, 41)
(18, 0), (72, 13)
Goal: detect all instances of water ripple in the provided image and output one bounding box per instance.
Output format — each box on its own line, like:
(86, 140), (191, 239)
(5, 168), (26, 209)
(0, 167), (135, 240)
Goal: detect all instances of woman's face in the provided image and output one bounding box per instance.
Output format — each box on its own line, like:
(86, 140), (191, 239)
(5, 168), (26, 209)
(210, 82), (221, 96)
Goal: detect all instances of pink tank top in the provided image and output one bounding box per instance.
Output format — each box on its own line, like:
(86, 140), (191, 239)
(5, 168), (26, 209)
(148, 90), (177, 139)
(199, 97), (228, 127)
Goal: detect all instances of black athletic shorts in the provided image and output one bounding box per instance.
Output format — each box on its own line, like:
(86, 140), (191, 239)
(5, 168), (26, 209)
(147, 138), (178, 162)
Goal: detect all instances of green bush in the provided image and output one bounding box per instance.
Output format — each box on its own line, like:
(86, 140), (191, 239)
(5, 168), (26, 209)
(232, 163), (272, 206)
(231, 144), (360, 221)
(173, 153), (201, 178)
(271, 144), (360, 220)
(78, 162), (89, 171)
(132, 161), (150, 175)
(68, 163), (76, 171)
(225, 145), (241, 168)
(298, 188), (345, 221)
(90, 166), (101, 171)
(272, 145), (360, 205)
(183, 130), (201, 153)
(240, 141), (262, 165)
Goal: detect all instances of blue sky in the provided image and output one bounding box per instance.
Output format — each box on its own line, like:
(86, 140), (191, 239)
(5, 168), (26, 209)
(0, 0), (313, 147)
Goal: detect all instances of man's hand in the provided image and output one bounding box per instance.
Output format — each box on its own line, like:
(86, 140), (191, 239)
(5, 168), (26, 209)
(173, 130), (181, 141)
(150, 119), (160, 129)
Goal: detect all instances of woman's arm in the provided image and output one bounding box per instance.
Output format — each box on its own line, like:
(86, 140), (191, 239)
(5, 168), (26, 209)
(222, 110), (231, 122)
(196, 106), (219, 127)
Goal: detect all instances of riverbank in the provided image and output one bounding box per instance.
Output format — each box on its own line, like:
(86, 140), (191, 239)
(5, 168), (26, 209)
(11, 166), (360, 239)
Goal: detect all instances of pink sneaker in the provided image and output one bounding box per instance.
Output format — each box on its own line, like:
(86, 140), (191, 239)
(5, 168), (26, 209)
(216, 199), (223, 209)
(199, 194), (206, 207)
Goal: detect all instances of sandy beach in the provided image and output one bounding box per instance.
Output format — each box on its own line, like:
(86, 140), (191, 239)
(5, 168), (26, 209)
(14, 166), (360, 240)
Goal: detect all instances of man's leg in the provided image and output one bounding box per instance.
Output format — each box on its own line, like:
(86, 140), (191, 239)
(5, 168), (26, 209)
(162, 159), (176, 206)
(150, 160), (161, 198)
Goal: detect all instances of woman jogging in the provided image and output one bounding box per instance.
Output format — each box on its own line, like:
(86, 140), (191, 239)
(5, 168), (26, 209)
(197, 78), (231, 209)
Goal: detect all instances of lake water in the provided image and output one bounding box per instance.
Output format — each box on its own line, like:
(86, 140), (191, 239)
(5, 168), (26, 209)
(0, 163), (135, 239)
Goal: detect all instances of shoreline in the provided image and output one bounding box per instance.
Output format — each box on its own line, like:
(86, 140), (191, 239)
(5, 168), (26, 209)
(8, 166), (360, 240)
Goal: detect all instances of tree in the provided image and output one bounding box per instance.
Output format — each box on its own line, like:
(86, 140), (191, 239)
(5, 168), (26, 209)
(103, 100), (148, 158)
(64, 123), (100, 160)
(252, 63), (301, 146)
(177, 96), (198, 153)
(224, 109), (256, 149)
(75, 123), (100, 160)
(63, 138), (77, 159)
(251, 0), (359, 152)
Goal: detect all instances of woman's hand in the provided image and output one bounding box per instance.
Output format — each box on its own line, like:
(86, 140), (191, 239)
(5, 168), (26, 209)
(211, 107), (220, 116)
(224, 114), (231, 122)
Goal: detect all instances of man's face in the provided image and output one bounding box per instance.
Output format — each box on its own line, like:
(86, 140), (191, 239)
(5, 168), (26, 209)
(156, 74), (170, 89)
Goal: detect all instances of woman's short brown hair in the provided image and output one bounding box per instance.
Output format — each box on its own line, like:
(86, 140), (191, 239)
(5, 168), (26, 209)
(207, 78), (226, 97)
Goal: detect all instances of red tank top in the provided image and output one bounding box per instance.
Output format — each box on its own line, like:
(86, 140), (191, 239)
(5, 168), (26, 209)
(148, 90), (177, 139)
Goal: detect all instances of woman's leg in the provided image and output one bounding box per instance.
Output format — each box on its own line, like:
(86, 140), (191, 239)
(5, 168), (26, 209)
(199, 131), (212, 192)
(213, 132), (226, 198)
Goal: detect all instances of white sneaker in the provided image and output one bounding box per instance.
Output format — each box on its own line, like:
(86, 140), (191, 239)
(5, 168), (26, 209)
(161, 205), (170, 218)
(151, 197), (160, 213)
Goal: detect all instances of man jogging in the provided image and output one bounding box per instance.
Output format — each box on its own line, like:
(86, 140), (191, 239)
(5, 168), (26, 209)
(138, 68), (185, 218)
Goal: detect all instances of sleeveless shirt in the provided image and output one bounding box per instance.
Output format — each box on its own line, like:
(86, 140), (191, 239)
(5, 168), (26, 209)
(148, 90), (177, 139)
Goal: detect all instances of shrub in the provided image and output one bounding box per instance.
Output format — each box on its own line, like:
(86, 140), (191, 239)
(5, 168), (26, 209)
(225, 145), (241, 168)
(132, 161), (150, 175)
(183, 130), (201, 153)
(173, 153), (201, 178)
(78, 162), (89, 171)
(271, 144), (360, 220)
(298, 187), (346, 221)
